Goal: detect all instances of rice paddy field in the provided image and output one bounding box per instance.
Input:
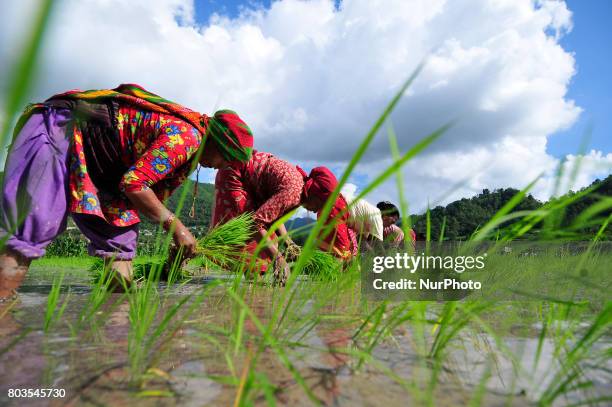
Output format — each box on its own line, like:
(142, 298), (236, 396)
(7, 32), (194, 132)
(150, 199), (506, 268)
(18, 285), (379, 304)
(1, 91), (611, 405)
(0, 237), (610, 406)
(1, 3), (611, 405)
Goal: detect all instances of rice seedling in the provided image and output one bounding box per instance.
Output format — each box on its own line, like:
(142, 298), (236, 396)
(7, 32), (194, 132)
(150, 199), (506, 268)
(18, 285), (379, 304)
(126, 268), (218, 387)
(0, 0), (55, 154)
(283, 240), (302, 262)
(88, 256), (185, 284)
(43, 270), (70, 333)
(193, 213), (255, 272)
(538, 302), (611, 405)
(299, 250), (343, 281)
(68, 261), (126, 337)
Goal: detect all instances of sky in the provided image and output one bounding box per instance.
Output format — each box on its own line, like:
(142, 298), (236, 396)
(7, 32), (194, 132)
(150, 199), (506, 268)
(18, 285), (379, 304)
(0, 0), (610, 214)
(549, 0), (612, 157)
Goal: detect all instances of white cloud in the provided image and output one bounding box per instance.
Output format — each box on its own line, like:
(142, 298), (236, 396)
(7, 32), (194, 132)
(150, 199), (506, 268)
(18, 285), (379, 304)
(0, 0), (609, 213)
(550, 150), (612, 195)
(340, 183), (358, 202)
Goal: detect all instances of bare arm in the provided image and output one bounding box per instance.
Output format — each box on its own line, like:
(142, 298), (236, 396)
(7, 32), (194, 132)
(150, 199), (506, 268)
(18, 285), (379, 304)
(277, 223), (288, 237)
(125, 189), (197, 257)
(319, 240), (332, 252)
(255, 227), (282, 259)
(276, 223), (295, 245)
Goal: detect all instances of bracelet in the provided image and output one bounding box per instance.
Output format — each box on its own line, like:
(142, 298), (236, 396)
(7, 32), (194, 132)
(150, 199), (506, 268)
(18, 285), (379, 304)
(163, 213), (176, 231)
(0, 290), (18, 303)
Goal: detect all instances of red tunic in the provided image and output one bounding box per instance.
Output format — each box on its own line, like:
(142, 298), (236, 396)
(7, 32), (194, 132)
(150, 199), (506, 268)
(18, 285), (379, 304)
(213, 151), (304, 228)
(319, 194), (358, 259)
(383, 224), (416, 249)
(213, 151), (305, 272)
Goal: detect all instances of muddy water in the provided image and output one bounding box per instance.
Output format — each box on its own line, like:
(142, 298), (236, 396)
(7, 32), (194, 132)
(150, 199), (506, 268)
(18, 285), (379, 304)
(0, 272), (609, 406)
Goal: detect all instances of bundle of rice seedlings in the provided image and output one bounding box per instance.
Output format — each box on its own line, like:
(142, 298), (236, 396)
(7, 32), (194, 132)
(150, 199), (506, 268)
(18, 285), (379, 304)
(194, 213), (255, 271)
(299, 250), (342, 281)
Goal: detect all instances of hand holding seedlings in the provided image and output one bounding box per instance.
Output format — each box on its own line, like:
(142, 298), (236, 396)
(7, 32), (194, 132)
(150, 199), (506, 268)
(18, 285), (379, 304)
(170, 220), (197, 259)
(284, 240), (302, 262)
(273, 255), (291, 286)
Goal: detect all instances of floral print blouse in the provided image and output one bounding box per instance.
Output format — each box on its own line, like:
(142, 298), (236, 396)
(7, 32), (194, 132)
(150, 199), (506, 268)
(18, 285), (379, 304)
(213, 151), (305, 228)
(69, 105), (201, 226)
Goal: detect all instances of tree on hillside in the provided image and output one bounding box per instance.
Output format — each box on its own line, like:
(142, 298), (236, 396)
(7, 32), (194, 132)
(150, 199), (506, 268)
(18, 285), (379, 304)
(411, 188), (542, 240)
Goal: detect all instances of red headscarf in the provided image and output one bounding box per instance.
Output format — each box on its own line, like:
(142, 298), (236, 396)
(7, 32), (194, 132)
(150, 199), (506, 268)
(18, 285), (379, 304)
(204, 110), (254, 162)
(295, 166), (356, 258)
(298, 166), (338, 201)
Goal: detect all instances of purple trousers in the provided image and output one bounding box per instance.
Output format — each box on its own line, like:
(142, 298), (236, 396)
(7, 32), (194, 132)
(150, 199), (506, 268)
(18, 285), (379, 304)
(0, 107), (138, 260)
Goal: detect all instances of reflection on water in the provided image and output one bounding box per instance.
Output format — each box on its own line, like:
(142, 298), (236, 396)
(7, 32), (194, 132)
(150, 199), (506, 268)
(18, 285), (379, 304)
(0, 275), (609, 406)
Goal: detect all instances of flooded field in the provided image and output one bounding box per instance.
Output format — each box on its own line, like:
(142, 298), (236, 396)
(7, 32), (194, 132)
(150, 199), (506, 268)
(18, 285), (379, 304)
(1, 259), (610, 406)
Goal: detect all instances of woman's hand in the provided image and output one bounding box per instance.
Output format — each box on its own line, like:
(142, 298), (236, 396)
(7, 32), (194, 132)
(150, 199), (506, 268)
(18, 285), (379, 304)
(273, 255), (291, 286)
(172, 220), (197, 258)
(124, 189), (197, 257)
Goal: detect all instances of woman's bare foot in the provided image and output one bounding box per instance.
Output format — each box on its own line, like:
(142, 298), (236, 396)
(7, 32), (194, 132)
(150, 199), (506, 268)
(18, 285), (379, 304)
(103, 259), (133, 292)
(0, 250), (31, 299)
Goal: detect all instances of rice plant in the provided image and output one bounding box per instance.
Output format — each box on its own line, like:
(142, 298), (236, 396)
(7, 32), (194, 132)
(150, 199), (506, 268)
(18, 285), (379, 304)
(300, 250), (343, 281)
(68, 261), (126, 337)
(88, 256), (185, 284)
(126, 275), (216, 387)
(193, 213), (255, 272)
(43, 270), (70, 333)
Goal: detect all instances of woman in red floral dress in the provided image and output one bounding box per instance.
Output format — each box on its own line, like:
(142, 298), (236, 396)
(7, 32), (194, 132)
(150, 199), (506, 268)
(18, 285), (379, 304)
(207, 149), (304, 279)
(0, 84), (253, 299)
(204, 144), (357, 281)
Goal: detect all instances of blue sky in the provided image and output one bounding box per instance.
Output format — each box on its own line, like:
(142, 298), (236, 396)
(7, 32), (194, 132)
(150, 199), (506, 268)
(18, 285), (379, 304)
(193, 0), (341, 21)
(193, 0), (611, 161)
(550, 0), (612, 157)
(194, 0), (272, 20)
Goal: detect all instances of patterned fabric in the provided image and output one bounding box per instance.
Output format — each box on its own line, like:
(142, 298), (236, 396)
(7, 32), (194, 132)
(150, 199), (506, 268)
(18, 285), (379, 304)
(212, 150), (304, 273)
(319, 194), (358, 259)
(69, 105), (201, 226)
(15, 84), (252, 164)
(383, 224), (417, 250)
(213, 150), (304, 228)
(0, 108), (138, 260)
(295, 167), (356, 259)
(207, 110), (253, 162)
(16, 84), (205, 136)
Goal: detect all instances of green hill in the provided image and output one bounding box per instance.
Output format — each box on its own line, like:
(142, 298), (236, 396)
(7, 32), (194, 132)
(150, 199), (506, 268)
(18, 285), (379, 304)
(409, 175), (611, 240)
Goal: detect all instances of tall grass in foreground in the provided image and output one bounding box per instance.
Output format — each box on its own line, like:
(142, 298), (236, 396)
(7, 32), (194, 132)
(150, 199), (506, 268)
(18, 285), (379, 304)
(4, 64), (609, 405)
(126, 273), (211, 387)
(68, 272), (124, 338)
(0, 0), (55, 156)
